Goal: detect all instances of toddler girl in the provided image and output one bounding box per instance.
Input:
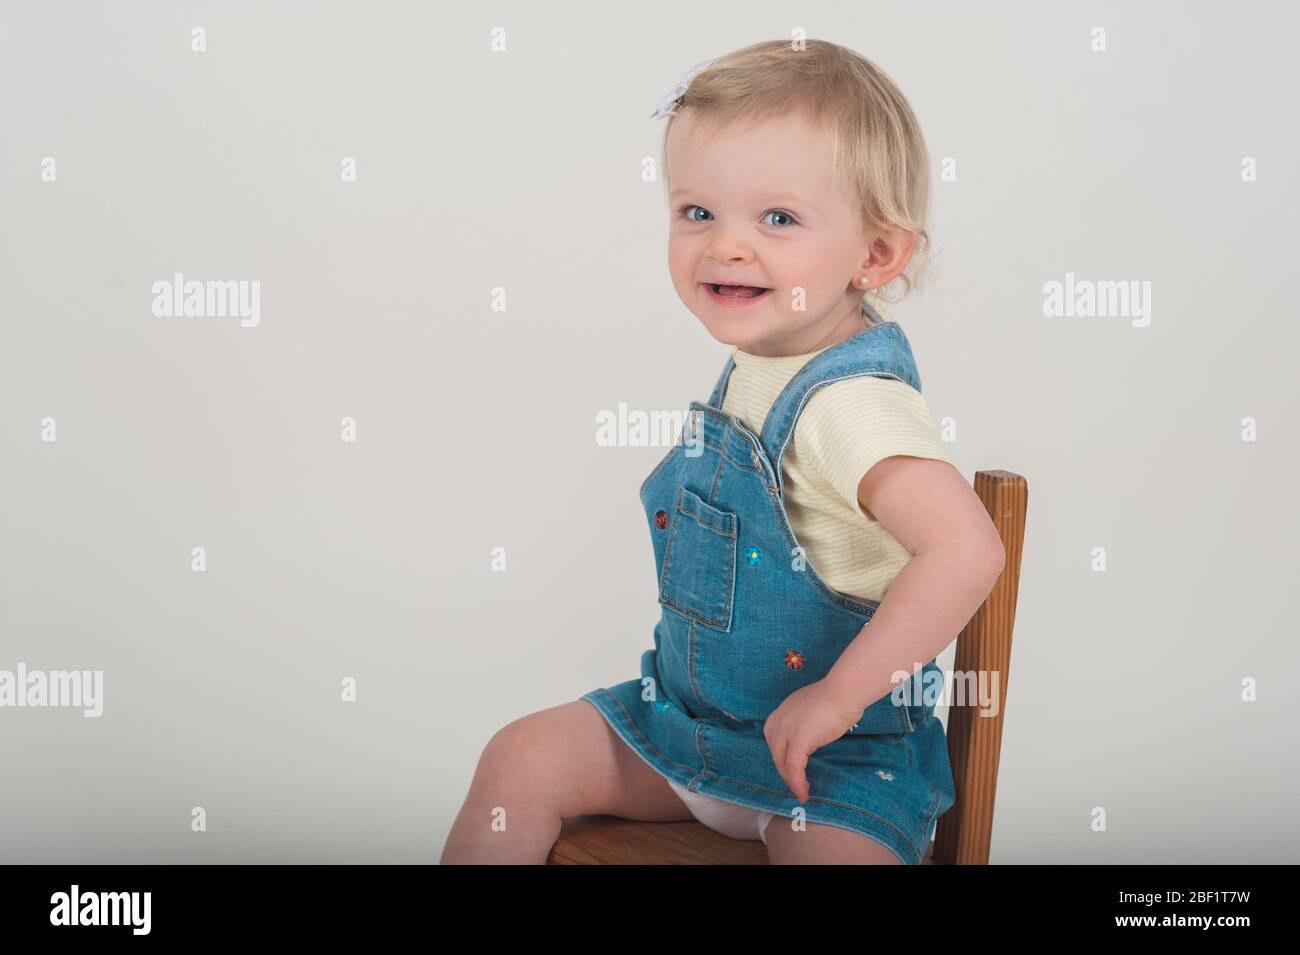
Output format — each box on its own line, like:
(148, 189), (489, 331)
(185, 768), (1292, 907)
(442, 38), (1005, 865)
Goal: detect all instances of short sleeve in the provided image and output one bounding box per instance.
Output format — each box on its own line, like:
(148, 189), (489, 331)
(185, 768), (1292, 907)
(795, 375), (955, 522)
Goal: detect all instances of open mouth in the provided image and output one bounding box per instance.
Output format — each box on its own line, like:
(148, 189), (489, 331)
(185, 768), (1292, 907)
(704, 283), (773, 303)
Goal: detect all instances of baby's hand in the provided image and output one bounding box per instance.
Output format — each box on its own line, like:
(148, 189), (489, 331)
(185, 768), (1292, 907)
(762, 680), (862, 804)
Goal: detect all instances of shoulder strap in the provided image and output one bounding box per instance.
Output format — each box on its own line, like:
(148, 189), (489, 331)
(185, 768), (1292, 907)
(758, 321), (922, 497)
(707, 351), (737, 409)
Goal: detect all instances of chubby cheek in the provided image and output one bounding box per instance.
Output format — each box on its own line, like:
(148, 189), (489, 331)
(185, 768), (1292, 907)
(666, 238), (700, 295)
(778, 255), (840, 314)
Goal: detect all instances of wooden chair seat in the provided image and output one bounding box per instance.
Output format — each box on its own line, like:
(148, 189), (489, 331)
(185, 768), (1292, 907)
(549, 470), (1026, 866)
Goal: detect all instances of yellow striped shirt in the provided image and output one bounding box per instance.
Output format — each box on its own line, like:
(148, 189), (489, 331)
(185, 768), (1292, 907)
(720, 302), (955, 604)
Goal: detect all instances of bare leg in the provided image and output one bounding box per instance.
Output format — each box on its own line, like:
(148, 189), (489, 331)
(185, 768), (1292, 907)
(764, 819), (905, 864)
(440, 699), (694, 864)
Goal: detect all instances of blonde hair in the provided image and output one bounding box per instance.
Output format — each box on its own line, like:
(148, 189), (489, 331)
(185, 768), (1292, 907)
(659, 39), (936, 303)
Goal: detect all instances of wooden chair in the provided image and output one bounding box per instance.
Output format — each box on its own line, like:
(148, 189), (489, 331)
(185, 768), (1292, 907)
(548, 470), (1028, 865)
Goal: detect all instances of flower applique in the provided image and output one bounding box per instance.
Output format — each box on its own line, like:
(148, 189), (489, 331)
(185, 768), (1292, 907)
(785, 650), (805, 669)
(654, 509), (669, 529)
(656, 700), (673, 713)
(744, 545), (761, 566)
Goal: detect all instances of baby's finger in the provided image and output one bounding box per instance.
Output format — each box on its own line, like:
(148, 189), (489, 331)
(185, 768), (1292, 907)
(789, 745), (809, 803)
(767, 729), (793, 795)
(778, 742), (803, 802)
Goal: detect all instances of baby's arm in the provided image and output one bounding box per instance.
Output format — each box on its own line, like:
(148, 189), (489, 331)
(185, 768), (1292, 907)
(763, 380), (1005, 802)
(822, 454), (1005, 714)
(764, 452), (1004, 803)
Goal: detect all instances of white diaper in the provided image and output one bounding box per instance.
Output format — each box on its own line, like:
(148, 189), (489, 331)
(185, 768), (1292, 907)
(667, 779), (777, 845)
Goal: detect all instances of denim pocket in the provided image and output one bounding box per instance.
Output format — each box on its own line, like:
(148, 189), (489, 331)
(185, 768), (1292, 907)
(658, 485), (737, 632)
(856, 686), (914, 735)
(894, 662), (940, 734)
(899, 697), (917, 733)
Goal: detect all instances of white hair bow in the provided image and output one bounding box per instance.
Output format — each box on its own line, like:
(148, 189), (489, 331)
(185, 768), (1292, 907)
(650, 58), (715, 119)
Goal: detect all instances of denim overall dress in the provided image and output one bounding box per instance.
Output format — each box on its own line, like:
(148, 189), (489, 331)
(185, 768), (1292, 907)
(580, 315), (956, 864)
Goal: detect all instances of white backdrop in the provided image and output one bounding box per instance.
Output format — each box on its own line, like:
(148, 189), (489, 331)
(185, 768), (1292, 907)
(1, 0), (1296, 863)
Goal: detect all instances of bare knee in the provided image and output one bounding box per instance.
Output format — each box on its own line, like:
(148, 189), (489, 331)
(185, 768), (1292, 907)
(471, 703), (620, 820)
(441, 711), (585, 865)
(476, 715), (550, 792)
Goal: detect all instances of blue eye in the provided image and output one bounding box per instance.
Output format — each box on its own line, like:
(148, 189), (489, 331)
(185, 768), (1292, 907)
(677, 205), (798, 226)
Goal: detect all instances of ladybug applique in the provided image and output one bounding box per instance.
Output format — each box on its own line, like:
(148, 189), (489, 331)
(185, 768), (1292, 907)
(785, 650), (805, 669)
(654, 509), (668, 529)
